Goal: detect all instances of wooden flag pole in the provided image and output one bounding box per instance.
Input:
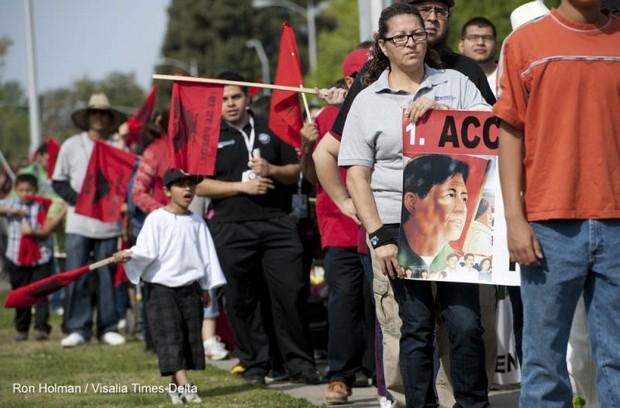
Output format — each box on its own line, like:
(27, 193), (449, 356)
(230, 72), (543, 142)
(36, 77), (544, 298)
(153, 74), (318, 95)
(89, 256), (117, 271)
(300, 85), (313, 122)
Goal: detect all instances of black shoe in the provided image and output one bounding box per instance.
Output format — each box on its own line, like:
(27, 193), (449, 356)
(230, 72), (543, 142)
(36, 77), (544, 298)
(243, 373), (266, 386)
(266, 368), (289, 383)
(14, 331), (28, 342)
(352, 370), (371, 388)
(291, 368), (324, 385)
(34, 330), (50, 341)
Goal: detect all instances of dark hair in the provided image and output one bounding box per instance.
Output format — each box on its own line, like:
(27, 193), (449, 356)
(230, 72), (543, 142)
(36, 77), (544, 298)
(35, 144), (48, 156)
(250, 95), (271, 120)
(153, 108), (170, 132)
(461, 17), (497, 39)
(402, 155), (469, 222)
(464, 253), (474, 262)
(403, 155), (469, 198)
(480, 257), (492, 270)
(363, 3), (442, 86)
(216, 71), (248, 95)
(474, 197), (490, 220)
(15, 173), (38, 191)
(137, 123), (164, 154)
(333, 78), (347, 89)
(358, 40), (373, 49)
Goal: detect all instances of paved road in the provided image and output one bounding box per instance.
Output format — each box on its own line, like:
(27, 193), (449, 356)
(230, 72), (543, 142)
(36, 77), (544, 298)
(208, 359), (520, 407)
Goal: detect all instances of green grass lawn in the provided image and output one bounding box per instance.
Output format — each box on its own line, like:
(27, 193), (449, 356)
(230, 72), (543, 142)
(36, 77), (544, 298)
(0, 290), (316, 408)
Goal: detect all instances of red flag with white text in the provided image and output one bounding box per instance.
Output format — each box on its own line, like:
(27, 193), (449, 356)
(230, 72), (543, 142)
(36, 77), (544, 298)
(75, 141), (136, 222)
(269, 22), (304, 149)
(168, 82), (224, 175)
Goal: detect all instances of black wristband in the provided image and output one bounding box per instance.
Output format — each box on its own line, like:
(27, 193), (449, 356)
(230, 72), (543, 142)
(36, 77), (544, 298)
(368, 226), (397, 249)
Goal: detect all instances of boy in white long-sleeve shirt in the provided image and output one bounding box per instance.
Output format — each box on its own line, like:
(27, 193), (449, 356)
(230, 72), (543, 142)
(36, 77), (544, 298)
(114, 168), (226, 405)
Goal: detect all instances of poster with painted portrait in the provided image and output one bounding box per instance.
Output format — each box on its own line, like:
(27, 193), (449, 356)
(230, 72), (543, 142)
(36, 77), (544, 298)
(399, 110), (519, 286)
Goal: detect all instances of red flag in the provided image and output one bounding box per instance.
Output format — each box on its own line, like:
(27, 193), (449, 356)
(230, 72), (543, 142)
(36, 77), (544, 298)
(75, 141), (136, 222)
(248, 80), (263, 98)
(168, 82), (224, 176)
(126, 85), (158, 146)
(17, 195), (53, 266)
(269, 22), (304, 149)
(47, 138), (60, 179)
(5, 265), (90, 308)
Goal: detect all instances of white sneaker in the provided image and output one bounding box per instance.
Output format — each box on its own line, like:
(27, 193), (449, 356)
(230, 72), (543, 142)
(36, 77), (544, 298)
(117, 318), (127, 331)
(168, 388), (183, 405)
(179, 384), (202, 404)
(203, 336), (229, 360)
(102, 332), (126, 346)
(379, 396), (396, 408)
(61, 332), (86, 348)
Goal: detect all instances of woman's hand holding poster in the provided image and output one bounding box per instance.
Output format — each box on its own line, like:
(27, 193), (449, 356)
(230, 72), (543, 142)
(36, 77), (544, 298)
(399, 110), (519, 286)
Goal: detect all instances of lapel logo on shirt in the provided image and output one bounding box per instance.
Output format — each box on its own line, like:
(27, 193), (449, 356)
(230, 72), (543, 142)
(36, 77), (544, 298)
(435, 95), (456, 102)
(217, 139), (236, 149)
(258, 133), (271, 145)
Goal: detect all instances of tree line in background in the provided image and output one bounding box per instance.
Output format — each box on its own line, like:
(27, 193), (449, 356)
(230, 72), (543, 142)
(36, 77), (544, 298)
(0, 36), (144, 165)
(1, 0), (562, 164)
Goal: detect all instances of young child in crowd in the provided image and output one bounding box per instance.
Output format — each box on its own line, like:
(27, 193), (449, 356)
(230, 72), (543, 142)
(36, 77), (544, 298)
(114, 168), (226, 404)
(0, 174), (66, 341)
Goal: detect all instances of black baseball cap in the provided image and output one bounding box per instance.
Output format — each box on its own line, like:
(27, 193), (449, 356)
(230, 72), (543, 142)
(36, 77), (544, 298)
(163, 168), (203, 188)
(408, 0), (455, 8)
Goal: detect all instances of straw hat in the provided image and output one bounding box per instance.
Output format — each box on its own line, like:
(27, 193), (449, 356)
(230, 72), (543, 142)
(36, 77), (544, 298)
(71, 93), (126, 131)
(510, 0), (550, 30)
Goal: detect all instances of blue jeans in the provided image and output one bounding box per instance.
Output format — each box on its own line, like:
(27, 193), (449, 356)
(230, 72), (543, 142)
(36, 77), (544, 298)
(361, 252), (388, 399)
(49, 256), (66, 311)
(64, 233), (119, 340)
(520, 220), (620, 407)
(387, 224), (488, 408)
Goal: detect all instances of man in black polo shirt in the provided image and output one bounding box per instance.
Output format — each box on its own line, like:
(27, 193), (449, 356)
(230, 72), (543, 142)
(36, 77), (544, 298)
(197, 71), (319, 385)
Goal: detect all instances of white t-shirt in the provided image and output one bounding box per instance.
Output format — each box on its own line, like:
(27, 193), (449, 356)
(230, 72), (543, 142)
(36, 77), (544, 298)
(487, 68), (497, 98)
(125, 208), (226, 290)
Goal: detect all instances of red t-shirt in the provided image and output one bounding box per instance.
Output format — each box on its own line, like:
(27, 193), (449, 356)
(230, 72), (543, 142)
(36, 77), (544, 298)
(494, 10), (620, 221)
(314, 105), (358, 248)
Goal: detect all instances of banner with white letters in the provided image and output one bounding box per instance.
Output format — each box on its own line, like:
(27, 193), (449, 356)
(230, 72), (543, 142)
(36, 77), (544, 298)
(398, 110), (519, 286)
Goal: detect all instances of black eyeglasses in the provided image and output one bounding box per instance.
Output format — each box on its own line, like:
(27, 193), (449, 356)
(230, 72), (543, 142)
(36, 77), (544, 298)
(383, 31), (428, 47)
(417, 5), (450, 18)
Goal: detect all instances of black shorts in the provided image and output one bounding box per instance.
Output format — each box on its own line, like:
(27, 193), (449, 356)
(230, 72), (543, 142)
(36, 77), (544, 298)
(145, 282), (205, 376)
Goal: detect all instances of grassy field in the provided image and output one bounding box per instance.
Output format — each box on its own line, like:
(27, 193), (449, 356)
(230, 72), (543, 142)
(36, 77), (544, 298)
(0, 290), (316, 408)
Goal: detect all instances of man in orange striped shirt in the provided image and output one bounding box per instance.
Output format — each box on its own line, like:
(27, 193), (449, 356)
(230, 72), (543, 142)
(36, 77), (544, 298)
(494, 0), (620, 406)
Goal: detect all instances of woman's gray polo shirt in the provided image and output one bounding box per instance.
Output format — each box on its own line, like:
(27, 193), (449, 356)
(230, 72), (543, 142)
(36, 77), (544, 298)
(338, 66), (490, 225)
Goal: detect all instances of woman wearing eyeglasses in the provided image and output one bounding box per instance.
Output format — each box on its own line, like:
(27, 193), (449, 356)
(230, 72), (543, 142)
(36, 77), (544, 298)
(338, 3), (490, 407)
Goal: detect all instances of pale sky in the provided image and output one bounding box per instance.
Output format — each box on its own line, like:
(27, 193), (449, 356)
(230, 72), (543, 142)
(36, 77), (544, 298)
(0, 0), (171, 94)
